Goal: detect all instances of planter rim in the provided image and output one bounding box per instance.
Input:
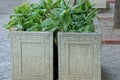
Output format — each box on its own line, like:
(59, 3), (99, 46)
(10, 31), (53, 34)
(58, 31), (101, 34)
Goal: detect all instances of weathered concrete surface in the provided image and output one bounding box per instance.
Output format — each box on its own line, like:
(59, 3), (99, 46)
(10, 32), (53, 80)
(102, 44), (120, 80)
(58, 32), (101, 80)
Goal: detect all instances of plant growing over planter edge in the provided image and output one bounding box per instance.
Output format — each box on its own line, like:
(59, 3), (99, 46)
(3, 1), (60, 31)
(4, 0), (98, 45)
(52, 0), (99, 44)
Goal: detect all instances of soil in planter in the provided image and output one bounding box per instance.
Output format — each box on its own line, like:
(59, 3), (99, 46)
(53, 36), (58, 80)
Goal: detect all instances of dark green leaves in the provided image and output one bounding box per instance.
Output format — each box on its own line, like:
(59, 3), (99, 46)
(68, 0), (98, 32)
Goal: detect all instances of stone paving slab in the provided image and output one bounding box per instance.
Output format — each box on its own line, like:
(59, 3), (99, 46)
(102, 44), (120, 80)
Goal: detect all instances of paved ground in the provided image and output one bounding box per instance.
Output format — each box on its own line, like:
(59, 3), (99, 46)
(102, 44), (120, 80)
(0, 0), (22, 14)
(0, 14), (11, 80)
(0, 1), (120, 80)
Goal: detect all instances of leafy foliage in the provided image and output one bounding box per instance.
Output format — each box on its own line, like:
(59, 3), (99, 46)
(50, 0), (98, 32)
(4, 0), (98, 45)
(4, 0), (60, 31)
(4, 0), (98, 33)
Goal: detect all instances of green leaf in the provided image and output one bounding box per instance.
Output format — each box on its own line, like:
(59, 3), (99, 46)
(60, 0), (67, 8)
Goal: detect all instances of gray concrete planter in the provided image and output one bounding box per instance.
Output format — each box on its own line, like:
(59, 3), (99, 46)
(58, 27), (101, 80)
(10, 31), (53, 80)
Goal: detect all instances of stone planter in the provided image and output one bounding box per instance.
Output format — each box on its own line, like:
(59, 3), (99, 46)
(58, 25), (101, 80)
(10, 31), (53, 80)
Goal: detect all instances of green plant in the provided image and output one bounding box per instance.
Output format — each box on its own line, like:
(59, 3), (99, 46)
(50, 0), (98, 32)
(4, 0), (60, 31)
(4, 0), (98, 32)
(4, 0), (98, 45)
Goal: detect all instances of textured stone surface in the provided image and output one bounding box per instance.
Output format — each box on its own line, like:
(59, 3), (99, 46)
(102, 44), (120, 80)
(10, 32), (53, 80)
(58, 32), (101, 80)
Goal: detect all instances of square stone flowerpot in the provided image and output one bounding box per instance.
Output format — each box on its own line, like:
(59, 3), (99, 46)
(58, 27), (101, 80)
(10, 31), (53, 80)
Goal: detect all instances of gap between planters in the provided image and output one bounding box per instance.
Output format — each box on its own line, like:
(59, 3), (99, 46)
(53, 32), (58, 80)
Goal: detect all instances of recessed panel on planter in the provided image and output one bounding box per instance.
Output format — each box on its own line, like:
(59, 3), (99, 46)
(58, 32), (101, 80)
(21, 42), (45, 75)
(69, 43), (93, 76)
(10, 32), (53, 80)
